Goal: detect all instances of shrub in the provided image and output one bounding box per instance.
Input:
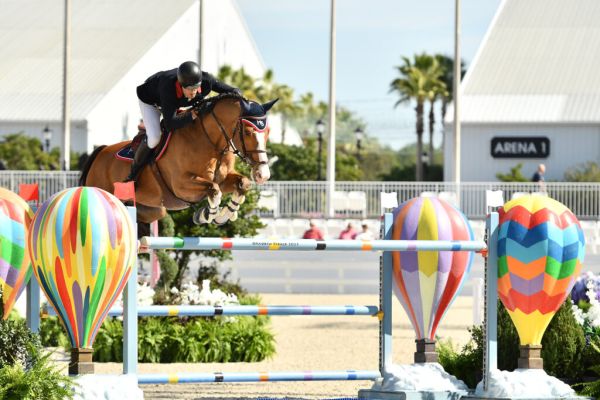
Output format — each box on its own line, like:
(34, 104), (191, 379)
(575, 342), (600, 398)
(41, 291), (276, 363)
(39, 318), (70, 349)
(0, 352), (75, 400)
(0, 290), (75, 400)
(541, 301), (586, 381)
(438, 327), (483, 388)
(0, 290), (41, 370)
(439, 300), (586, 388)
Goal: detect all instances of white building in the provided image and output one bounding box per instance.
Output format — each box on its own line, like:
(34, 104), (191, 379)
(444, 0), (600, 182)
(0, 0), (299, 157)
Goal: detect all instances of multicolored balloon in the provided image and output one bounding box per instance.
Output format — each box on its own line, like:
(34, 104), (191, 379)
(498, 195), (584, 345)
(392, 197), (474, 339)
(28, 187), (136, 348)
(0, 188), (34, 319)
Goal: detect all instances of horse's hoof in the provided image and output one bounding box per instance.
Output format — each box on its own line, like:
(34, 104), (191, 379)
(213, 213), (230, 225)
(229, 212), (238, 222)
(194, 207), (212, 225)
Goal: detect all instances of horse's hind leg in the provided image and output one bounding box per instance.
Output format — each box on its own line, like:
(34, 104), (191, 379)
(214, 173), (251, 225)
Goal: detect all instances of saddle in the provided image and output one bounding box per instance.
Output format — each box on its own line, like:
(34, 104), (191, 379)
(115, 121), (172, 162)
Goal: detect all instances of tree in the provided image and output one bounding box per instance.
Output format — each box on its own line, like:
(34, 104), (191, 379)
(409, 54), (447, 166)
(267, 141), (360, 181)
(255, 69), (300, 144)
(564, 162), (600, 182)
(390, 55), (443, 181)
(217, 65), (258, 98)
(435, 54), (466, 160)
(434, 54), (466, 120)
(164, 168), (264, 289)
(0, 133), (60, 170)
(495, 163), (529, 182)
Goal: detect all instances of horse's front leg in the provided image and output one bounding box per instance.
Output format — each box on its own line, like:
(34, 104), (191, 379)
(213, 173), (251, 225)
(190, 178), (222, 225)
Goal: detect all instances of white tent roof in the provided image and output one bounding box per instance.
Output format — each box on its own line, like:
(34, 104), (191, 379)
(447, 0), (600, 124)
(0, 0), (195, 121)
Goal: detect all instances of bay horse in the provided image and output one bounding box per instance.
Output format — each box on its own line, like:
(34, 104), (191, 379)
(79, 93), (277, 226)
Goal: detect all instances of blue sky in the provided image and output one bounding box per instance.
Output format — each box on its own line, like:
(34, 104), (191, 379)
(236, 0), (501, 149)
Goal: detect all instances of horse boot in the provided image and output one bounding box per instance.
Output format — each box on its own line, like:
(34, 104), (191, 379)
(125, 142), (154, 184)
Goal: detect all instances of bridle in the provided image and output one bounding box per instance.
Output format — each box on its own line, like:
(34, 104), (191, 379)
(200, 108), (268, 168)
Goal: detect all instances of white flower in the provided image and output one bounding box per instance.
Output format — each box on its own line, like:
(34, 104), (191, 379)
(571, 303), (585, 326)
(117, 282), (156, 307)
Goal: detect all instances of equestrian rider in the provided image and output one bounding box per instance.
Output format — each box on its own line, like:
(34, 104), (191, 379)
(126, 61), (242, 182)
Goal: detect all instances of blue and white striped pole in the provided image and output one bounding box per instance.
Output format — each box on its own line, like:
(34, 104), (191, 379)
(123, 206), (138, 375)
(138, 370), (381, 384)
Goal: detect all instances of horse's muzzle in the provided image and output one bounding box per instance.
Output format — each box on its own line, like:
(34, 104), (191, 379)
(253, 164), (270, 184)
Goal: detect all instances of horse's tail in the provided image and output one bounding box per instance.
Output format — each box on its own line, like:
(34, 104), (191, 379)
(78, 145), (106, 186)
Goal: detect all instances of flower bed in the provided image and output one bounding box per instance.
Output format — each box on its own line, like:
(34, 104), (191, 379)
(40, 281), (276, 363)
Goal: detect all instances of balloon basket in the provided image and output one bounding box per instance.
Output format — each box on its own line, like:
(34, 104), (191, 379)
(518, 344), (543, 369)
(358, 389), (464, 400)
(414, 339), (438, 363)
(69, 347), (94, 375)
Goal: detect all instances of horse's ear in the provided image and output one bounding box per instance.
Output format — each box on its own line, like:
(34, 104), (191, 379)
(240, 99), (252, 115)
(261, 98), (279, 113)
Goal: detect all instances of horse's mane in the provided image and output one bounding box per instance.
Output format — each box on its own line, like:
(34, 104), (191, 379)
(193, 92), (244, 118)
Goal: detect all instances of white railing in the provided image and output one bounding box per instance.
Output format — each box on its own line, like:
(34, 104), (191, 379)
(0, 171), (598, 220)
(258, 181), (600, 220)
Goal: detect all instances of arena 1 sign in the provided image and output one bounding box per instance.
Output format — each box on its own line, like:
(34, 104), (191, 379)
(491, 137), (550, 159)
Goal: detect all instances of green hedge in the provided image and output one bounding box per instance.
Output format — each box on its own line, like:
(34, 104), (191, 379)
(40, 313), (275, 363)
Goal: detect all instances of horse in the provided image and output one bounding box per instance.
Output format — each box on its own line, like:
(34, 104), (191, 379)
(79, 93), (277, 227)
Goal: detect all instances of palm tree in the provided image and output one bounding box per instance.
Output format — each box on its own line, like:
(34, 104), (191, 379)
(434, 54), (466, 158)
(434, 54), (466, 120)
(217, 65), (258, 98)
(255, 69), (300, 143)
(390, 55), (443, 180)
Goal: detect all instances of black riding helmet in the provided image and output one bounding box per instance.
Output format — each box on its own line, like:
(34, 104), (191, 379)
(177, 61), (202, 88)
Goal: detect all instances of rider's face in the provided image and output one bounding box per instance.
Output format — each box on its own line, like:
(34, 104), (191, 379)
(182, 86), (199, 100)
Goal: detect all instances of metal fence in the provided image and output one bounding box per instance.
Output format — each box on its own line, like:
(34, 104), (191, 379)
(258, 181), (600, 220)
(0, 171), (598, 220)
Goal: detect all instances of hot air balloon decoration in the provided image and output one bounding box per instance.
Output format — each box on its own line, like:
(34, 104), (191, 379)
(498, 195), (584, 368)
(392, 196), (474, 362)
(0, 187), (34, 319)
(28, 187), (136, 374)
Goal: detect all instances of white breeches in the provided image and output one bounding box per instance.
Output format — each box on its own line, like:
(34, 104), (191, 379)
(139, 100), (162, 148)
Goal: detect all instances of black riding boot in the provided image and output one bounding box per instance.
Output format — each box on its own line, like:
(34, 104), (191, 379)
(125, 142), (153, 182)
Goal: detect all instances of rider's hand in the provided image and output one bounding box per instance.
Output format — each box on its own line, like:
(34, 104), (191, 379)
(191, 110), (198, 120)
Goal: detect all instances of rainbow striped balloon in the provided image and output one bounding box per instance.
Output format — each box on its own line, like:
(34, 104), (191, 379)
(392, 197), (474, 340)
(0, 188), (34, 319)
(28, 187), (136, 348)
(498, 195), (584, 345)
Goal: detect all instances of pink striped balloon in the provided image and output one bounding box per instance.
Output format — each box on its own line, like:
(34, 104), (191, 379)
(28, 187), (136, 348)
(0, 188), (34, 319)
(392, 196), (474, 340)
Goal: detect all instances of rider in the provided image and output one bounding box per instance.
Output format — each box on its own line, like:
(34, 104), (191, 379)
(126, 61), (242, 182)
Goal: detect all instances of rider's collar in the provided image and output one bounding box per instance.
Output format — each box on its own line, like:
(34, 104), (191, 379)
(175, 81), (183, 99)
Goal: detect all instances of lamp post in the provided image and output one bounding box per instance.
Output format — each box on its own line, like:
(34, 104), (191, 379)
(316, 119), (325, 180)
(354, 127), (365, 161)
(42, 125), (53, 153)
